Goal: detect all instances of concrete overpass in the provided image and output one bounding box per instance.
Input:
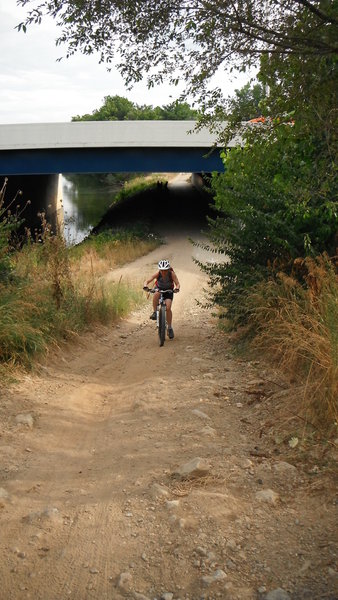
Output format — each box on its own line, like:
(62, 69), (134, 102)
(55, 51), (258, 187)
(0, 120), (235, 234)
(0, 121), (234, 175)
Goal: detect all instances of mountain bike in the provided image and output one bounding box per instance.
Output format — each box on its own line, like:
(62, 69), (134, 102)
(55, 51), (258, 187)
(143, 287), (179, 346)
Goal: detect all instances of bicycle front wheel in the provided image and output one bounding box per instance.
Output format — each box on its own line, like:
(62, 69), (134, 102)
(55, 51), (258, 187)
(158, 305), (166, 347)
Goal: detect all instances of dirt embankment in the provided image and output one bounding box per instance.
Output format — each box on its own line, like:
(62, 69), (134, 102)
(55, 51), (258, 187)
(0, 177), (336, 600)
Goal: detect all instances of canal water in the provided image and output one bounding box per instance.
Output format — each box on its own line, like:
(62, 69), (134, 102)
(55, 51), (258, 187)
(61, 174), (122, 245)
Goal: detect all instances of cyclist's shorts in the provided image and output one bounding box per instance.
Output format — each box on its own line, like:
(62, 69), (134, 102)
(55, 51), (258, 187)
(162, 291), (174, 301)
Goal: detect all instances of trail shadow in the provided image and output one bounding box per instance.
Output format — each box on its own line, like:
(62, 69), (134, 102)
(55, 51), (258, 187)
(91, 181), (215, 235)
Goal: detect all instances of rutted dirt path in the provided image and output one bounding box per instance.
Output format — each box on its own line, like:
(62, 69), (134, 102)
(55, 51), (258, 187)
(0, 225), (337, 600)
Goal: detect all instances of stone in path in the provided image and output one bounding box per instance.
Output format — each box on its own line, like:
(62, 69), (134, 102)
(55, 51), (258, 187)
(173, 457), (211, 479)
(15, 413), (34, 428)
(256, 489), (279, 505)
(264, 589), (290, 600)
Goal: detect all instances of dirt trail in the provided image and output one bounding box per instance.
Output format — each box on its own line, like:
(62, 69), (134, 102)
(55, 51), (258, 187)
(0, 194), (337, 600)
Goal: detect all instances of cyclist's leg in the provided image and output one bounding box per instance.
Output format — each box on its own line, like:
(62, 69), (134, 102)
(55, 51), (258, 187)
(165, 298), (174, 338)
(165, 298), (173, 327)
(153, 291), (160, 312)
(149, 291), (160, 319)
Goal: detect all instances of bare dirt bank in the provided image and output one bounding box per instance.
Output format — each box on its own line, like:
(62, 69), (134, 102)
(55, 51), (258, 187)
(0, 185), (336, 600)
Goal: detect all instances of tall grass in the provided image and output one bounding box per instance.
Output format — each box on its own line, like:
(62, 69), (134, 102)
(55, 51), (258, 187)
(111, 174), (168, 206)
(0, 290), (48, 364)
(248, 255), (337, 432)
(71, 228), (160, 270)
(0, 218), (159, 369)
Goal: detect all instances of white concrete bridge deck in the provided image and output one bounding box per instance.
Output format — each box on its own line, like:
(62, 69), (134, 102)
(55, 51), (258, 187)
(0, 120), (235, 150)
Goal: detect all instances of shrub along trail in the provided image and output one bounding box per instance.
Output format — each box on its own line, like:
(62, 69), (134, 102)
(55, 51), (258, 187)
(0, 226), (336, 600)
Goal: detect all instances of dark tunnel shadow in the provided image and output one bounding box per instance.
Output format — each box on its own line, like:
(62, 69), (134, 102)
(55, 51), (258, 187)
(91, 180), (216, 236)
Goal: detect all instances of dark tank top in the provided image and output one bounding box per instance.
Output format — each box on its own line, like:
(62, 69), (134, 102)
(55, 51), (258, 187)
(156, 269), (174, 290)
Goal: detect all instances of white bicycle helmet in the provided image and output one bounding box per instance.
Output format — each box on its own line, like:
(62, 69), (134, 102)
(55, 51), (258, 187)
(158, 259), (170, 270)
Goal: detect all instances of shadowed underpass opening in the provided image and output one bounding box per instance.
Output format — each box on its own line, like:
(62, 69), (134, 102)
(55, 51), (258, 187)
(92, 175), (215, 236)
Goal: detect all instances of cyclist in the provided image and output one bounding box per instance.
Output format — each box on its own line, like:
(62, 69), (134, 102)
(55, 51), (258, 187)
(143, 259), (180, 339)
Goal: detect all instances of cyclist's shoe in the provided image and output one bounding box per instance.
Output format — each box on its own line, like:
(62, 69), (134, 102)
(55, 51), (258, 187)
(168, 327), (174, 339)
(150, 311), (157, 320)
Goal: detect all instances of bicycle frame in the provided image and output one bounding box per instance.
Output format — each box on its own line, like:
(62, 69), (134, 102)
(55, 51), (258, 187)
(155, 289), (171, 315)
(144, 287), (176, 346)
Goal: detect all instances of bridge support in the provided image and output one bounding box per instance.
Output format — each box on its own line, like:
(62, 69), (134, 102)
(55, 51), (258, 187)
(3, 174), (63, 237)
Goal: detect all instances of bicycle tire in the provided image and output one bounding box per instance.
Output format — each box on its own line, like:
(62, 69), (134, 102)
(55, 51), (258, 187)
(158, 305), (166, 347)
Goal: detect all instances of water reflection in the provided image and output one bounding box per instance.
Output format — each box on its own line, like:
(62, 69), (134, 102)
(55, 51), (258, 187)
(61, 174), (121, 244)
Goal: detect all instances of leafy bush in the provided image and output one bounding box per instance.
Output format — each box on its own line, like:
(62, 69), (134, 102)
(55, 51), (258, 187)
(203, 116), (337, 328)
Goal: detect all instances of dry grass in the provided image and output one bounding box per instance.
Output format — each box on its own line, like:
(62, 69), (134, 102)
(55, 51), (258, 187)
(0, 224), (159, 368)
(169, 473), (225, 496)
(249, 255), (337, 433)
(72, 239), (159, 275)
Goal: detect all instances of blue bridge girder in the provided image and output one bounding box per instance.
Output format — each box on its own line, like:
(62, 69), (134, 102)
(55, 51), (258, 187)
(0, 146), (223, 175)
(0, 120), (234, 175)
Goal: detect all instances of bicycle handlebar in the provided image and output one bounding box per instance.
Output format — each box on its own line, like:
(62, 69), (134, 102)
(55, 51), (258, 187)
(143, 287), (179, 293)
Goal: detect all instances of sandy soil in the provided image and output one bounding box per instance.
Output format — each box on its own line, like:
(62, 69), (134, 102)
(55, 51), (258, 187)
(0, 178), (337, 600)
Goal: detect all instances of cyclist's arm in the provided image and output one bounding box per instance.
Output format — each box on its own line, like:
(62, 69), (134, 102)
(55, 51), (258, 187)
(144, 271), (159, 287)
(172, 270), (180, 290)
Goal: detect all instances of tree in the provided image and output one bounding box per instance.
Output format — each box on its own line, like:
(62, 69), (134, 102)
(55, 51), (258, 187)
(72, 95), (137, 121)
(226, 83), (265, 121)
(72, 95), (197, 121)
(200, 35), (337, 327)
(159, 100), (198, 120)
(17, 1), (338, 104)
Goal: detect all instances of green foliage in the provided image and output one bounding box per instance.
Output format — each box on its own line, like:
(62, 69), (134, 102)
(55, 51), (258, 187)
(203, 11), (338, 327)
(227, 83), (266, 121)
(72, 95), (197, 122)
(205, 119), (337, 325)
(16, 2), (337, 106)
(73, 95), (139, 121)
(159, 100), (198, 120)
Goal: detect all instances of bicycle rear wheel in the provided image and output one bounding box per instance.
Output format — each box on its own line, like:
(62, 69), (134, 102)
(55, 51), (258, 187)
(158, 305), (166, 347)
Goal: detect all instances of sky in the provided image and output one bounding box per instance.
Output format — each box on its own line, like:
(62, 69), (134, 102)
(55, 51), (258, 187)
(0, 1), (252, 124)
